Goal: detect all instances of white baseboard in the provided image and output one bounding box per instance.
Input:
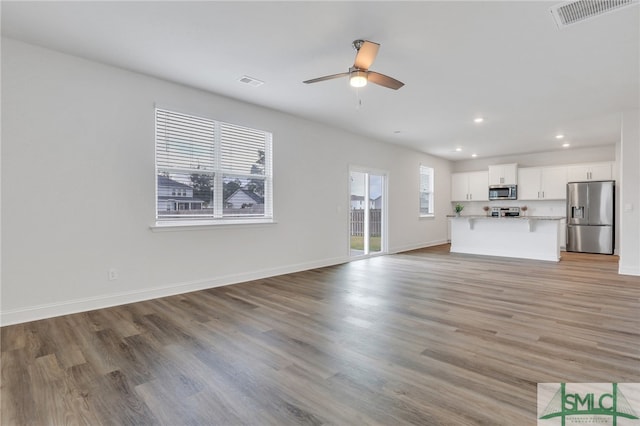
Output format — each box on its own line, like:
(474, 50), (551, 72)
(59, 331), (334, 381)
(618, 265), (640, 276)
(390, 239), (449, 254)
(0, 255), (349, 326)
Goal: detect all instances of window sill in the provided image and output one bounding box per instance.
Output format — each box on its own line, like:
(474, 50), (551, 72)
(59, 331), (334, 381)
(419, 214), (435, 220)
(150, 218), (276, 232)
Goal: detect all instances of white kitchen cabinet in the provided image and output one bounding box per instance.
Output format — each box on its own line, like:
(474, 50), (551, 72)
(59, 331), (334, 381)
(567, 162), (612, 182)
(541, 167), (568, 199)
(518, 166), (567, 200)
(488, 163), (518, 185)
(517, 167), (542, 200)
(451, 171), (488, 201)
(468, 171), (489, 201)
(451, 173), (469, 201)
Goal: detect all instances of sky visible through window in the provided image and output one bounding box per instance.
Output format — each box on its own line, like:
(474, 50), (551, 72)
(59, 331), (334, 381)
(350, 174), (383, 199)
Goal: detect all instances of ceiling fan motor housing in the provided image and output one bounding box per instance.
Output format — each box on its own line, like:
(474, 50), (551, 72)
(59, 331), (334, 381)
(352, 39), (365, 51)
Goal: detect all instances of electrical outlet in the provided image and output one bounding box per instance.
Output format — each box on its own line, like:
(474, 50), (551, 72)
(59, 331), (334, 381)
(108, 268), (119, 281)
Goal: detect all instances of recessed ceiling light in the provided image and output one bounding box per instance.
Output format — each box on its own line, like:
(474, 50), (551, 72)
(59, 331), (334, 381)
(556, 134), (564, 139)
(393, 130), (402, 134)
(474, 117), (484, 123)
(455, 147), (462, 152)
(472, 153), (478, 158)
(562, 143), (571, 148)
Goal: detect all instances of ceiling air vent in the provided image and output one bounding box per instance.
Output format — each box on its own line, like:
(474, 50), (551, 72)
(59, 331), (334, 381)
(238, 75), (264, 87)
(550, 0), (639, 28)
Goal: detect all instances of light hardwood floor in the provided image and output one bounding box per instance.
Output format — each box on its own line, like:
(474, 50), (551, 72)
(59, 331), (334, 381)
(2, 245), (639, 425)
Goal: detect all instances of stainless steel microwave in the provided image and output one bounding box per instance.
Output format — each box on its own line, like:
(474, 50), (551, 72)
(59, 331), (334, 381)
(489, 185), (517, 200)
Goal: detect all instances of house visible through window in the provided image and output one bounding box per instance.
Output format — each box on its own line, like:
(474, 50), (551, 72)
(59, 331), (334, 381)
(155, 108), (273, 223)
(420, 165), (434, 216)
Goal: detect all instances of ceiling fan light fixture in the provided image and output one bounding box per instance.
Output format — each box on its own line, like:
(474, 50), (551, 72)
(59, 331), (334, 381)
(350, 70), (368, 88)
(303, 40), (402, 90)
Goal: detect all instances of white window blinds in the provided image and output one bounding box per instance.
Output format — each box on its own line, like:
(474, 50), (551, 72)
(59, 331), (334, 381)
(156, 109), (215, 171)
(220, 123), (266, 175)
(155, 108), (273, 222)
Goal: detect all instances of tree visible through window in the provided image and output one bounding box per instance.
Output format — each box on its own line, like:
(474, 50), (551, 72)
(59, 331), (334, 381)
(155, 108), (272, 222)
(420, 165), (434, 216)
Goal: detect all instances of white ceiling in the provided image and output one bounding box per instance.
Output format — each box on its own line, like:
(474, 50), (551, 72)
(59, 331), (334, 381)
(2, 1), (638, 160)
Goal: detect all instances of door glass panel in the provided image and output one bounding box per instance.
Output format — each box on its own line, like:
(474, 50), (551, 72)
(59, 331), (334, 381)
(369, 174), (383, 254)
(350, 170), (385, 257)
(350, 171), (366, 256)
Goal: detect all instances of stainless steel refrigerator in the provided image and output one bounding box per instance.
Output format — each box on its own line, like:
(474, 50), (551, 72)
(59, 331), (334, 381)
(566, 180), (615, 254)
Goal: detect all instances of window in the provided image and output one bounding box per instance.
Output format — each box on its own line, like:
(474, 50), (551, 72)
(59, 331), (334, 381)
(155, 108), (273, 223)
(419, 165), (434, 217)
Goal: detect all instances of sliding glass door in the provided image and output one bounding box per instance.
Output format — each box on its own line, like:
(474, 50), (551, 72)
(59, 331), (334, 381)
(350, 169), (386, 257)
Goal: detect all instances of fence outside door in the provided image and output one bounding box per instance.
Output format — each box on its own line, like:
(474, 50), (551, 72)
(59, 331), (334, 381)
(350, 209), (382, 237)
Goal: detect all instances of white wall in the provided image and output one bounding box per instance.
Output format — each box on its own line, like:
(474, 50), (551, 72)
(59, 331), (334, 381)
(0, 38), (452, 324)
(618, 109), (640, 275)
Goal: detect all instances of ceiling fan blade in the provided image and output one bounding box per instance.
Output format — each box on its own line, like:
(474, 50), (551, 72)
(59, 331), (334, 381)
(303, 72), (349, 84)
(353, 40), (380, 70)
(367, 71), (404, 90)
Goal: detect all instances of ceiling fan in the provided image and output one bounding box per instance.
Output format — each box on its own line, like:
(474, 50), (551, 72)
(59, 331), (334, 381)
(303, 39), (404, 90)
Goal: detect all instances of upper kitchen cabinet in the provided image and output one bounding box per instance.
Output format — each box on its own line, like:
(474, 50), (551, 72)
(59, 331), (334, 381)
(518, 168), (542, 200)
(567, 162), (612, 182)
(518, 166), (568, 200)
(452, 171), (489, 201)
(488, 163), (518, 185)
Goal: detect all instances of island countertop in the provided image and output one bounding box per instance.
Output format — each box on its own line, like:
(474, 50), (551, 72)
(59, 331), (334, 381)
(447, 215), (564, 220)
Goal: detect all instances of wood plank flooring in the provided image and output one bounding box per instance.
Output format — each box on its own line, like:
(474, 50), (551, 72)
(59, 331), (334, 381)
(2, 245), (639, 425)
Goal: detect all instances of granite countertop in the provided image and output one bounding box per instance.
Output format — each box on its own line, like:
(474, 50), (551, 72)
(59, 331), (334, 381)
(447, 215), (565, 220)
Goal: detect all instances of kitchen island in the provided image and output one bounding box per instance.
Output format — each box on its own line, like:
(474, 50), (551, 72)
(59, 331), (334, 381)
(449, 215), (564, 262)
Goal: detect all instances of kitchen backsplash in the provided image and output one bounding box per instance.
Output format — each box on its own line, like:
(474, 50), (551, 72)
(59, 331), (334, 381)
(451, 199), (566, 217)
